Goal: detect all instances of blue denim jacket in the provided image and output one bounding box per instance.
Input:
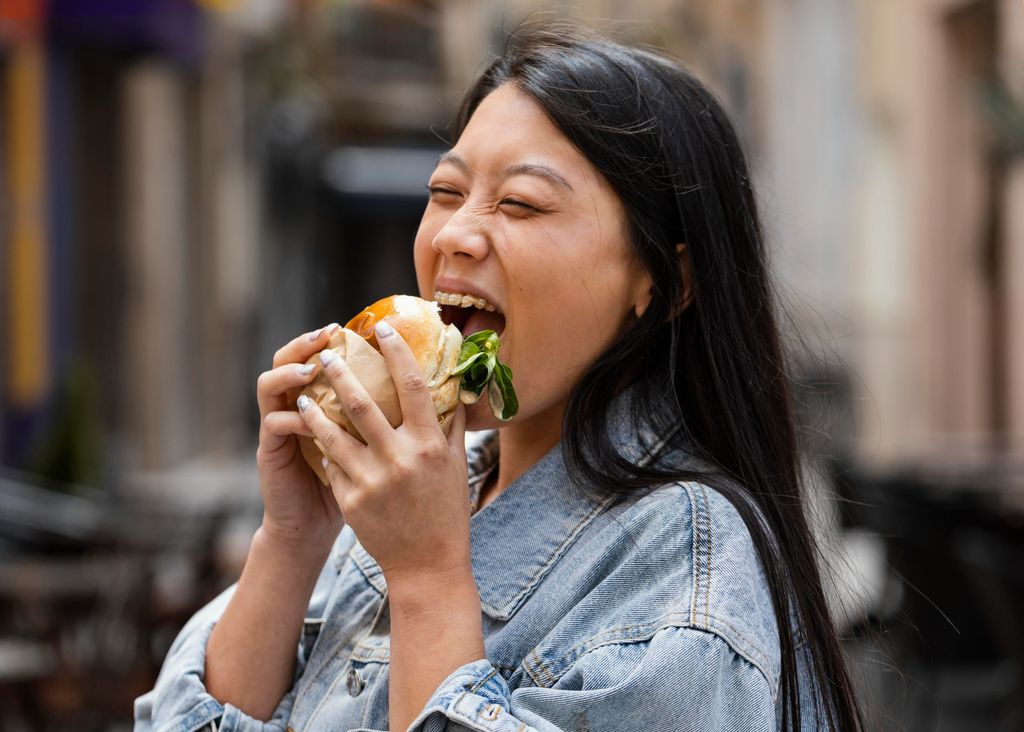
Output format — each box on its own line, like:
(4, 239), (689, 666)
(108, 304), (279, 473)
(134, 388), (823, 731)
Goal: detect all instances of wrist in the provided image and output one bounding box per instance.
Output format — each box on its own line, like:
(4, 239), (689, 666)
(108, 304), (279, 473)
(385, 562), (479, 613)
(255, 521), (336, 571)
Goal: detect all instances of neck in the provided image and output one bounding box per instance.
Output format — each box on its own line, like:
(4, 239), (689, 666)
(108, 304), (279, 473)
(480, 398), (566, 510)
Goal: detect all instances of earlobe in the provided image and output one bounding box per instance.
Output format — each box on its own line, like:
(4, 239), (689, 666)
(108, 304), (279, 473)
(632, 268), (654, 319)
(632, 243), (694, 320)
(633, 289), (652, 319)
(677, 243), (695, 314)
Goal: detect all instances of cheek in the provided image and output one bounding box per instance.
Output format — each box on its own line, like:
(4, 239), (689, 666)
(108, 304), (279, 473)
(413, 221), (440, 295)
(505, 292), (605, 391)
(504, 256), (631, 381)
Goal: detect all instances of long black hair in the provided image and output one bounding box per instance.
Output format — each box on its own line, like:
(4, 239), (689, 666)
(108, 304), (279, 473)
(452, 25), (863, 731)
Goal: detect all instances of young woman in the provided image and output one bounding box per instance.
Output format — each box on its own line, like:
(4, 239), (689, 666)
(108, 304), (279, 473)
(135, 28), (863, 732)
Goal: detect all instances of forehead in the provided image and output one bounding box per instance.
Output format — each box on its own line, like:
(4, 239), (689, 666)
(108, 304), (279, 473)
(450, 84), (583, 173)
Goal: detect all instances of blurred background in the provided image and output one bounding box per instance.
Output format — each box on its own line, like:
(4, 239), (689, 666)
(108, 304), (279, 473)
(0, 0), (1022, 729)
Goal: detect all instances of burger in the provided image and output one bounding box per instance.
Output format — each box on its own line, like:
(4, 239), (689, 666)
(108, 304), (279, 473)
(295, 294), (516, 485)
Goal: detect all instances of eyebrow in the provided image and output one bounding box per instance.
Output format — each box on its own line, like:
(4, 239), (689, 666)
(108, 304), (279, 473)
(437, 151), (574, 192)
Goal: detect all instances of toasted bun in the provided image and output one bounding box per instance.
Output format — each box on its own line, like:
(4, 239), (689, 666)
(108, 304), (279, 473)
(297, 295), (463, 485)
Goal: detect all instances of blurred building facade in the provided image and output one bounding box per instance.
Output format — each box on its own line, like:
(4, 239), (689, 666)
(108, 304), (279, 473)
(2, 0), (1022, 482)
(0, 0), (1022, 729)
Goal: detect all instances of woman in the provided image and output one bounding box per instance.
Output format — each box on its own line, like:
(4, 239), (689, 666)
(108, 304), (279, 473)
(135, 27), (863, 731)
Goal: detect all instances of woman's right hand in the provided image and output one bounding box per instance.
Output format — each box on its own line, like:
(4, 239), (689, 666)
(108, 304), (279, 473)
(256, 323), (344, 559)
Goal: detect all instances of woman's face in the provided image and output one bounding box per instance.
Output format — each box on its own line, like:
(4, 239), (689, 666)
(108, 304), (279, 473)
(414, 83), (651, 431)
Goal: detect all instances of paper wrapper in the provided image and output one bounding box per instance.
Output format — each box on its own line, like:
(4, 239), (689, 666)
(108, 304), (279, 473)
(296, 327), (460, 486)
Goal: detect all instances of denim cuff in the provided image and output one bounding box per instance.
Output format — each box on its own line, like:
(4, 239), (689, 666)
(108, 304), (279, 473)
(138, 619), (297, 732)
(407, 659), (527, 732)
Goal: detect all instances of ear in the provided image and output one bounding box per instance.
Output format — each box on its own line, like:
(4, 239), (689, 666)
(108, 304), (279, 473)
(631, 265), (654, 320)
(675, 243), (695, 316)
(633, 243), (694, 319)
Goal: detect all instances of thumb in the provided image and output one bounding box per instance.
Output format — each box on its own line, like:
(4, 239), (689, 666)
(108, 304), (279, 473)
(445, 403), (467, 460)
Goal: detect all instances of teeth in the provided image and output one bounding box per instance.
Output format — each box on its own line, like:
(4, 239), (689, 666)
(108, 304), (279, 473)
(434, 290), (498, 312)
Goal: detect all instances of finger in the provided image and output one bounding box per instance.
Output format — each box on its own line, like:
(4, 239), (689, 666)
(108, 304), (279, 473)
(271, 322), (340, 369)
(258, 409), (314, 459)
(297, 392), (363, 469)
(317, 348), (394, 449)
(257, 361), (322, 419)
(321, 455), (352, 499)
(262, 410), (314, 439)
(373, 321), (439, 434)
(445, 403), (467, 460)
(322, 456), (364, 520)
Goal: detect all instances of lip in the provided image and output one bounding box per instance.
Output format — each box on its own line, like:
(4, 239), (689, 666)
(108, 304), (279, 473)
(433, 275), (504, 313)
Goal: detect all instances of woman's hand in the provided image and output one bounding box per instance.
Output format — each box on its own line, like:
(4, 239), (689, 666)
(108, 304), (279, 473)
(296, 320), (471, 582)
(256, 323), (345, 559)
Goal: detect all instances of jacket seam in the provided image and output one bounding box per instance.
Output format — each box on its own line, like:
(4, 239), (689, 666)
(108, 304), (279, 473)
(485, 494), (617, 619)
(527, 648), (560, 688)
(684, 482), (701, 631)
(519, 478), (778, 695)
(700, 483), (713, 630)
(350, 545), (387, 596)
(469, 668), (499, 693)
(522, 617), (778, 697)
(478, 422), (681, 620)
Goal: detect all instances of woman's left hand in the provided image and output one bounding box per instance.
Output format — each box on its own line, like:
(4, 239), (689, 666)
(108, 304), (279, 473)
(296, 321), (471, 583)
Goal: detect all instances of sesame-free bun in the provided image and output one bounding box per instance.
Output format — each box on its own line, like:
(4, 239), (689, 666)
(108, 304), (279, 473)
(297, 295), (463, 486)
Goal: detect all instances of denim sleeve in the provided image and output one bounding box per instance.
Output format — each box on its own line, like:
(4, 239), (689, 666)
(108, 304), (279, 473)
(406, 626), (775, 732)
(133, 530), (347, 732)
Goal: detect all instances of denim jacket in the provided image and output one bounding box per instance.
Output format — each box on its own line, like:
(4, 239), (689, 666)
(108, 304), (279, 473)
(134, 387), (823, 731)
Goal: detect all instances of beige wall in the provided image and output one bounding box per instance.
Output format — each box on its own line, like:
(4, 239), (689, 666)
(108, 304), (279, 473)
(488, 0), (1024, 462)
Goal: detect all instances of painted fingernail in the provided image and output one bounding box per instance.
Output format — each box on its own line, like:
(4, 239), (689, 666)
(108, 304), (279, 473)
(297, 394), (311, 411)
(298, 363), (315, 376)
(375, 321), (395, 339)
(326, 322), (340, 333)
(319, 349), (337, 366)
(321, 456), (330, 470)
(308, 328), (323, 341)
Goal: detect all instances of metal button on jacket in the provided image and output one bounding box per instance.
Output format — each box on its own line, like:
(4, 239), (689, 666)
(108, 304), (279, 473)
(346, 668), (365, 697)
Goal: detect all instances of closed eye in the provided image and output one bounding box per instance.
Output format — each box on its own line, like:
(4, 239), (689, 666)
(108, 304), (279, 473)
(426, 185), (461, 198)
(499, 198), (541, 212)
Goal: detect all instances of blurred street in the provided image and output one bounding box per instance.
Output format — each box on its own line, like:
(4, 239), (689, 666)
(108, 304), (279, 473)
(1, 0), (1023, 729)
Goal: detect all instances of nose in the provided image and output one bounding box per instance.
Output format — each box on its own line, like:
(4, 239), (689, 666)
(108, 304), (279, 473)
(431, 205), (490, 260)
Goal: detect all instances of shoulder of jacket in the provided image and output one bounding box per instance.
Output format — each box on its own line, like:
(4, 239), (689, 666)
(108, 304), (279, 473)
(588, 480), (782, 692)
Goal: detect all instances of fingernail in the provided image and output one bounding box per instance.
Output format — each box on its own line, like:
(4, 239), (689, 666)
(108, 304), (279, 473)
(297, 395), (311, 411)
(309, 323), (339, 341)
(319, 349), (337, 366)
(375, 321), (395, 339)
(299, 363), (315, 376)
(321, 456), (330, 470)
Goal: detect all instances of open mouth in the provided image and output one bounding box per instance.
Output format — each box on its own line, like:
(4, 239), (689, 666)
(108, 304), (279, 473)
(435, 291), (506, 337)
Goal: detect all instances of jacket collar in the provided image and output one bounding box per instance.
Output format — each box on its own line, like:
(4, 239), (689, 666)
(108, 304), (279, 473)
(465, 384), (689, 620)
(349, 384), (691, 621)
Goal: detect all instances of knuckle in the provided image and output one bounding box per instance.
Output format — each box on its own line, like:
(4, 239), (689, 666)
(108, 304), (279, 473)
(399, 371), (427, 392)
(347, 395), (371, 418)
(323, 355), (344, 377)
(321, 430), (338, 452)
(256, 371), (270, 392)
(340, 492), (360, 515)
(271, 348), (287, 368)
(367, 471), (389, 493)
(414, 440), (443, 462)
(391, 459), (412, 480)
